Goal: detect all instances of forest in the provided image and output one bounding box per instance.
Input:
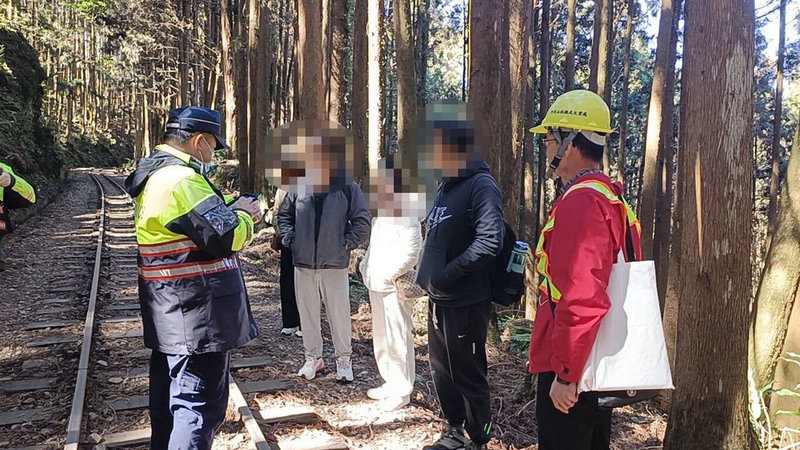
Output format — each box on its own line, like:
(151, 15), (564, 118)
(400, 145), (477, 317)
(1, 0), (800, 448)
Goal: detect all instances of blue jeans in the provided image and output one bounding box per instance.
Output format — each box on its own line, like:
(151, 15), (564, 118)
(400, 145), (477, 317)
(149, 351), (230, 450)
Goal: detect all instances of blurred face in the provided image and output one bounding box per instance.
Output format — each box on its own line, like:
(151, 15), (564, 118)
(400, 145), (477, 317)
(544, 131), (580, 179)
(433, 130), (467, 177)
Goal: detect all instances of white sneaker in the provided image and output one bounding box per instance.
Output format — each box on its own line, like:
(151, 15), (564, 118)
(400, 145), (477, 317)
(281, 326), (300, 336)
(295, 329), (303, 338)
(381, 395), (410, 411)
(367, 384), (391, 400)
(336, 357), (354, 382)
(297, 358), (324, 380)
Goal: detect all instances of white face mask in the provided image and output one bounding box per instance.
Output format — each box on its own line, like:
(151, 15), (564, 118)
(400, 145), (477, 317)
(200, 137), (217, 177)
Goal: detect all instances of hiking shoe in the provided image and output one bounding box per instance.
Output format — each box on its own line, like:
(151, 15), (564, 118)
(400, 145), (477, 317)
(336, 357), (354, 382)
(465, 443), (487, 450)
(422, 425), (470, 450)
(381, 395), (410, 411)
(367, 384), (391, 400)
(297, 358), (324, 380)
(281, 326), (299, 336)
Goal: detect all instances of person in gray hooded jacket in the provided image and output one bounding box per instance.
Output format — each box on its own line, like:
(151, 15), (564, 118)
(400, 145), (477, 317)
(277, 137), (371, 383)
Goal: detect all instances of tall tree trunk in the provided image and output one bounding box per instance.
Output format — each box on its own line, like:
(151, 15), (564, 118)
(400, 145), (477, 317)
(236, 0), (251, 190)
(751, 123), (800, 414)
(180, 0), (190, 106)
(616, 0), (634, 184)
(415, 0), (430, 107)
(564, 0), (575, 91)
(663, 0), (754, 447)
(652, 0), (682, 307)
(589, 0), (613, 172)
(523, 0), (538, 321)
(468, 0), (502, 173)
(329, 0), (348, 124)
(353, 0), (368, 176)
(395, 0), (418, 154)
(768, 0), (786, 234)
(640, 0), (676, 260)
(220, 0), (238, 154)
(367, 0), (383, 168)
(297, 0), (325, 119)
(535, 0), (550, 239)
(249, 0), (271, 194)
(505, 0), (529, 232)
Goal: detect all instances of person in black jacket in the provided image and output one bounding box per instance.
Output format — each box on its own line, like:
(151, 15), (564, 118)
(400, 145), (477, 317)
(416, 102), (505, 450)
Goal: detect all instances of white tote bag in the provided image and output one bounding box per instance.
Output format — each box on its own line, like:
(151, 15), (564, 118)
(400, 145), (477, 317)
(577, 252), (674, 394)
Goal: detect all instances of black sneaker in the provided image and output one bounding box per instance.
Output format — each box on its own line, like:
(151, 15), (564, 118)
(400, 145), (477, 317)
(465, 443), (487, 450)
(422, 425), (470, 450)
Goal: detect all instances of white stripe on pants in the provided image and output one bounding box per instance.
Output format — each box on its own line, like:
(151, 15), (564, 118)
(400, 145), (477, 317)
(369, 290), (415, 396)
(295, 267), (352, 360)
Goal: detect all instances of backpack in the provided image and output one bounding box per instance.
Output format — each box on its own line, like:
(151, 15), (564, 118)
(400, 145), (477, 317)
(490, 219), (525, 306)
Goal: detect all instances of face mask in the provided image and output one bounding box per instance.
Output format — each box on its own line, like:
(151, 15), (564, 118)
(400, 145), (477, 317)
(200, 137), (217, 177)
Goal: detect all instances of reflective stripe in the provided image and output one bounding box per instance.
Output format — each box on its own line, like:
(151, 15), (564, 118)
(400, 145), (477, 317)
(138, 257), (238, 281)
(535, 179), (641, 303)
(138, 238), (199, 257)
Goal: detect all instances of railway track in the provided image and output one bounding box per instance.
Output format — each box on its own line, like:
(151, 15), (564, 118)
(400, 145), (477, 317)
(0, 170), (295, 449)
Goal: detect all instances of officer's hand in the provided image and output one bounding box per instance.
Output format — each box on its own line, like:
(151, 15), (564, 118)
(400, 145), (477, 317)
(550, 378), (578, 414)
(231, 196), (263, 223)
(0, 170), (11, 188)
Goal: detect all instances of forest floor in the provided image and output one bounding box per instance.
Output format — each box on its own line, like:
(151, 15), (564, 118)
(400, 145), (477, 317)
(230, 234), (668, 449)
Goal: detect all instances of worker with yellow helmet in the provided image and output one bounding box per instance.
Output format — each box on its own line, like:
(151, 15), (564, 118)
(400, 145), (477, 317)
(528, 90), (643, 449)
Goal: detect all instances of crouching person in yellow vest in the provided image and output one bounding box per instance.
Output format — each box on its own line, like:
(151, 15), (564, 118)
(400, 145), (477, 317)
(0, 162), (36, 271)
(124, 106), (263, 450)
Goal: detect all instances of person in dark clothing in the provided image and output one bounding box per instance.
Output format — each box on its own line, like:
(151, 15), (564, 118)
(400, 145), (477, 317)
(268, 188), (302, 337)
(416, 102), (505, 450)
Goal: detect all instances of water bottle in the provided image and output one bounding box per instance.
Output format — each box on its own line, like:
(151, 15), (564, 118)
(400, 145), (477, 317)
(506, 241), (529, 274)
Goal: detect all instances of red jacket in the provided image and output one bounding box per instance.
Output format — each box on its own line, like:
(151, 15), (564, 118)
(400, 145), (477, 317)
(528, 173), (628, 383)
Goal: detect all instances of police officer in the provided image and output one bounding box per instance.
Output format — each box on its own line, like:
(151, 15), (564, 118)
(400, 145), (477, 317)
(125, 107), (262, 449)
(0, 162), (36, 271)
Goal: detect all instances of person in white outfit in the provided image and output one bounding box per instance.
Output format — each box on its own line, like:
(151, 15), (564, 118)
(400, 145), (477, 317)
(360, 154), (425, 411)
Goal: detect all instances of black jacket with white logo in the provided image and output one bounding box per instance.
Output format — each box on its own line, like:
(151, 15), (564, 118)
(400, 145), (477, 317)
(416, 161), (505, 308)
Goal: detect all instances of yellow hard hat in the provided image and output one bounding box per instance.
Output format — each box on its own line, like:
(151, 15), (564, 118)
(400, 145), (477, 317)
(530, 89), (612, 136)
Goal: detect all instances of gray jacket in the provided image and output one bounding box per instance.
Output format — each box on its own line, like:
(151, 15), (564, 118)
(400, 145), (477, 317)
(277, 183), (371, 269)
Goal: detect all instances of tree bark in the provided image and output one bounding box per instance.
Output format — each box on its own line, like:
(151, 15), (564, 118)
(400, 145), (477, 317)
(640, 0), (676, 260)
(505, 0), (529, 232)
(415, 0), (430, 107)
(353, 0), (368, 176)
(394, 0), (418, 154)
(220, 0), (238, 153)
(297, 0), (325, 119)
(236, 0), (251, 190)
(663, 0), (754, 447)
(535, 0), (550, 240)
(329, 0), (348, 124)
(589, 0), (613, 172)
(768, 0), (786, 235)
(564, 0), (575, 91)
(751, 123), (800, 414)
(367, 0), (383, 169)
(523, 0), (538, 321)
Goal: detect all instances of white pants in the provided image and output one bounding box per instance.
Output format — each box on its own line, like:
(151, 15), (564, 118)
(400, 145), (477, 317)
(295, 268), (352, 360)
(369, 290), (415, 396)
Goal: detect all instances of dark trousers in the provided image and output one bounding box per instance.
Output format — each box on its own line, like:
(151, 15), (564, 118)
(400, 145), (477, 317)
(279, 243), (300, 329)
(536, 371), (612, 450)
(0, 237), (5, 271)
(428, 300), (492, 445)
(149, 351), (230, 450)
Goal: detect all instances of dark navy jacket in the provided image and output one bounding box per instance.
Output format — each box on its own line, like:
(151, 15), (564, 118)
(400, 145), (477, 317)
(416, 162), (505, 307)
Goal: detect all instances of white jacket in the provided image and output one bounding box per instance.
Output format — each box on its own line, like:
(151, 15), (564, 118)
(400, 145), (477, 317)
(360, 216), (422, 293)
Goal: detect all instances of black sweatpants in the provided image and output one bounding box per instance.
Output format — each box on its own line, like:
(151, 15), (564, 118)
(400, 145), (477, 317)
(535, 371), (612, 450)
(428, 300), (492, 445)
(279, 243), (300, 329)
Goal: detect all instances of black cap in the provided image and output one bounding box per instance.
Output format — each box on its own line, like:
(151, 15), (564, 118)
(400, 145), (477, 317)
(166, 106), (230, 150)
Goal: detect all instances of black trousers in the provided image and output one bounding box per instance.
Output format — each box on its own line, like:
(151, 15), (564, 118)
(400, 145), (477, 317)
(428, 300), (492, 445)
(536, 371), (612, 450)
(150, 351), (230, 450)
(279, 243), (300, 329)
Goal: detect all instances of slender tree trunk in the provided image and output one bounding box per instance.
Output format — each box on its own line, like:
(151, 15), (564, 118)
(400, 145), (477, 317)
(353, 0), (368, 176)
(640, 0), (676, 259)
(415, 0), (430, 107)
(220, 0), (238, 153)
(768, 0), (786, 235)
(616, 0), (634, 184)
(297, 0), (325, 119)
(505, 0), (529, 233)
(395, 0), (418, 154)
(523, 0), (538, 321)
(367, 0), (384, 168)
(663, 0), (754, 446)
(180, 0), (190, 106)
(329, 0), (348, 124)
(564, 0), (575, 91)
(535, 0), (550, 239)
(589, 0), (612, 172)
(751, 122), (800, 414)
(236, 0), (251, 190)
(468, 0), (502, 172)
